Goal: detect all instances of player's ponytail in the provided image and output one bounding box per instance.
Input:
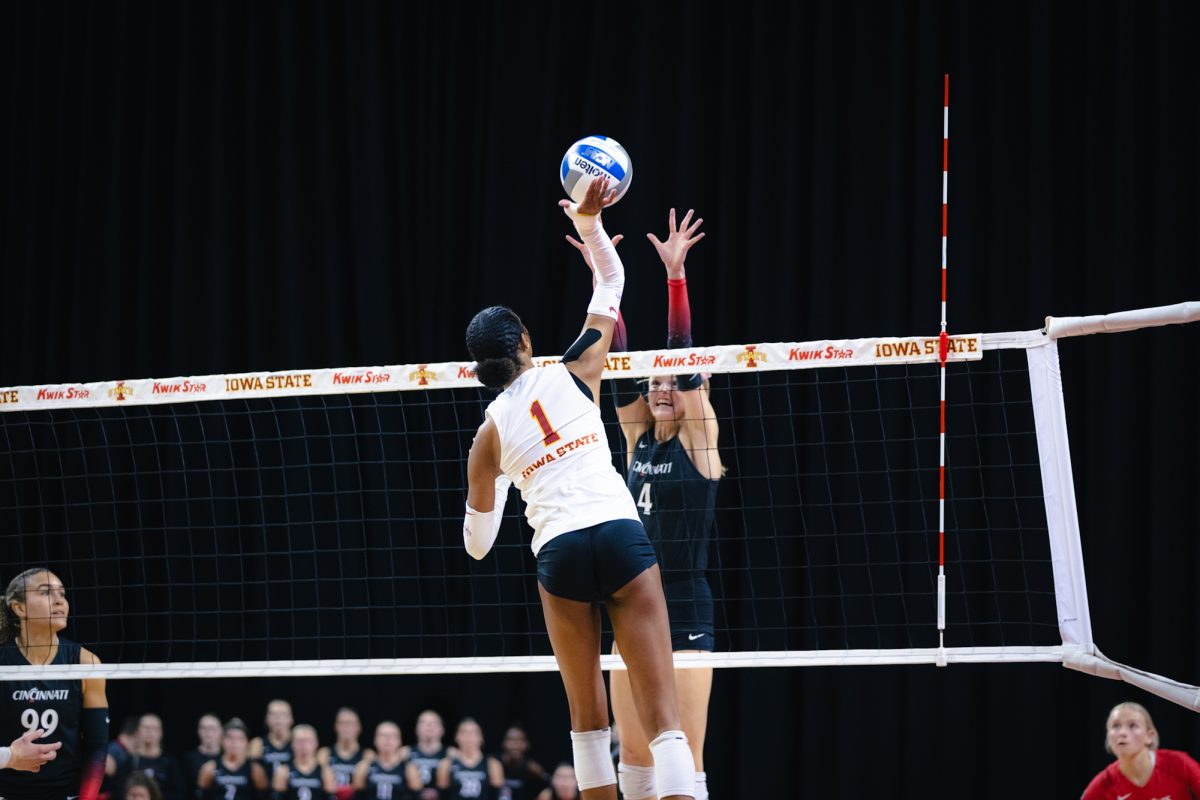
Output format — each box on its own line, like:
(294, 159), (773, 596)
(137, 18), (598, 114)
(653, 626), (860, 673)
(466, 306), (526, 390)
(1, 567), (48, 643)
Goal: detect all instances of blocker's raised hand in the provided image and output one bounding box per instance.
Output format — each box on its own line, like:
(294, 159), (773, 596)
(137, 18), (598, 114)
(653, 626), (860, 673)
(648, 207), (705, 279)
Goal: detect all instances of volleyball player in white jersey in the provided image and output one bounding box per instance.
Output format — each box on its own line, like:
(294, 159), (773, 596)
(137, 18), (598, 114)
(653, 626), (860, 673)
(463, 178), (695, 800)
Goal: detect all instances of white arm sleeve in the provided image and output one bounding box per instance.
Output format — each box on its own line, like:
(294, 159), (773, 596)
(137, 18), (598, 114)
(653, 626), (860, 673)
(573, 214), (624, 320)
(462, 473), (512, 560)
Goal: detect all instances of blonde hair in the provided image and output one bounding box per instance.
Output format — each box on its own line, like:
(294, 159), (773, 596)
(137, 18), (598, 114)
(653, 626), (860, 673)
(1, 568), (53, 644)
(1104, 701), (1159, 754)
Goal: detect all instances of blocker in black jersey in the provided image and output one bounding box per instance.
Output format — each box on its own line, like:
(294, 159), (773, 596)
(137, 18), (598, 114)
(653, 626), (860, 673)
(0, 639), (84, 799)
(626, 431), (719, 651)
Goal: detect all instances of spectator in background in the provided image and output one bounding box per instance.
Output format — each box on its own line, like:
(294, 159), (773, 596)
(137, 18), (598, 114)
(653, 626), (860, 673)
(353, 722), (408, 800)
(122, 771), (165, 800)
(405, 710), (450, 800)
(249, 700), (293, 772)
(499, 725), (546, 800)
(271, 724), (335, 800)
(317, 708), (371, 800)
(121, 714), (183, 800)
(196, 719), (268, 800)
(105, 716), (141, 796)
(182, 714), (222, 798)
(536, 765), (580, 800)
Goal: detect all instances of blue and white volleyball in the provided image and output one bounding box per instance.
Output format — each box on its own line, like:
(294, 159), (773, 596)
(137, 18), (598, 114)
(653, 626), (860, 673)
(559, 135), (633, 205)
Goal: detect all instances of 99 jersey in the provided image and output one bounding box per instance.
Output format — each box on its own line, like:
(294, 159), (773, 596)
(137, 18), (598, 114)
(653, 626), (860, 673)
(0, 639), (84, 797)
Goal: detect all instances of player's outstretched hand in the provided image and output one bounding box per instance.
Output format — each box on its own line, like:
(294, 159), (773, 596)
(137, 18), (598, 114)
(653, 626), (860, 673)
(566, 232), (623, 280)
(648, 207), (705, 279)
(559, 177), (616, 220)
(7, 728), (61, 772)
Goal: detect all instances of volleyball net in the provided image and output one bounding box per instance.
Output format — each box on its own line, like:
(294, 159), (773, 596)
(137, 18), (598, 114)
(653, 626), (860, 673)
(1, 302), (1196, 710)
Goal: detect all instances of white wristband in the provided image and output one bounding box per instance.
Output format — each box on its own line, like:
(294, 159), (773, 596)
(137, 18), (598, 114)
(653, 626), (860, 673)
(0, 745), (11, 769)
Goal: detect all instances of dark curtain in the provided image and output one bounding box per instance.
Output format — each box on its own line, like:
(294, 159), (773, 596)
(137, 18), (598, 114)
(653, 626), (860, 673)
(3, 1), (1198, 796)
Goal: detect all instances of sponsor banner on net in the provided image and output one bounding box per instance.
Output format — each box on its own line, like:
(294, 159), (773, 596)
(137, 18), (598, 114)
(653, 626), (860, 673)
(0, 335), (983, 411)
(621, 335), (982, 376)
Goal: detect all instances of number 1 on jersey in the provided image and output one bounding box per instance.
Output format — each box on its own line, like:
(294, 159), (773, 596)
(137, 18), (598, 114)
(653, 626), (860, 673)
(529, 400), (561, 446)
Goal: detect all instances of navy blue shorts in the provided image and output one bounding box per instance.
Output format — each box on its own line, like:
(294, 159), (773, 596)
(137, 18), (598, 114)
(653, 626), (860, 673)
(537, 518), (658, 603)
(664, 577), (715, 651)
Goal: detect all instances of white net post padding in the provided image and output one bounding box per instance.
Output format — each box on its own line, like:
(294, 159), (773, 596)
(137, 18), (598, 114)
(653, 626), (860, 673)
(1064, 648), (1200, 714)
(1025, 340), (1094, 652)
(1046, 300), (1200, 340)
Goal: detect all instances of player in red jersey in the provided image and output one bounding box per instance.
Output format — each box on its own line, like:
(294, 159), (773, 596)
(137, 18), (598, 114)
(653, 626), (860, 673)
(1081, 701), (1200, 799)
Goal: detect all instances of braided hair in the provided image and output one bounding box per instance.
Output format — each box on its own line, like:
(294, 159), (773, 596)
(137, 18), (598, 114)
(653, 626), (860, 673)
(466, 306), (526, 390)
(1, 567), (50, 644)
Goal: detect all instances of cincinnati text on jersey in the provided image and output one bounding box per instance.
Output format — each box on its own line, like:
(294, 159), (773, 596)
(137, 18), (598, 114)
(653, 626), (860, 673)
(12, 688), (71, 701)
(224, 373), (314, 392)
(630, 460), (672, 476)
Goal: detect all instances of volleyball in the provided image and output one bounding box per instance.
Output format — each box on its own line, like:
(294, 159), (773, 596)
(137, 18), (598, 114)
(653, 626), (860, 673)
(559, 135), (633, 205)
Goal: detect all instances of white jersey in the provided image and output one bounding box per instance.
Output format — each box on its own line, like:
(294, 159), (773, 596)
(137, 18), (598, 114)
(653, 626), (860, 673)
(485, 362), (639, 554)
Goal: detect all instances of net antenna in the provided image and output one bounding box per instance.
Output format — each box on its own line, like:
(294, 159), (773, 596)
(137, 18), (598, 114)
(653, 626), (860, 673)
(936, 73), (951, 666)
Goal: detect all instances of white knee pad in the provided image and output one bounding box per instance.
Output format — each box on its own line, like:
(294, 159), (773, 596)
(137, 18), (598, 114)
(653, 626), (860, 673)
(618, 762), (656, 800)
(570, 728), (616, 791)
(694, 771), (709, 800)
(649, 730), (696, 799)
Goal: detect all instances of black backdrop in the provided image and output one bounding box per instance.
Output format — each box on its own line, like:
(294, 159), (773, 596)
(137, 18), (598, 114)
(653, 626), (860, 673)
(3, 1), (1198, 796)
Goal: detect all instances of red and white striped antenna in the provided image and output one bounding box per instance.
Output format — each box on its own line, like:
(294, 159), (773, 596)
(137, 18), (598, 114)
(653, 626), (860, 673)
(936, 74), (950, 666)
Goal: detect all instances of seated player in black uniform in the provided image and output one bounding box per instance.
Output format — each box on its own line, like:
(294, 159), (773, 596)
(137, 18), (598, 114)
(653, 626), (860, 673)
(535, 765), (581, 800)
(196, 719), (268, 800)
(571, 207), (719, 800)
(115, 714), (184, 800)
(316, 709), (370, 800)
(183, 715), (223, 799)
(270, 725), (334, 800)
(498, 725), (546, 800)
(352, 722), (408, 800)
(121, 771), (164, 800)
(434, 719), (503, 800)
(403, 711), (449, 800)
(0, 567), (110, 800)
(249, 701), (293, 774)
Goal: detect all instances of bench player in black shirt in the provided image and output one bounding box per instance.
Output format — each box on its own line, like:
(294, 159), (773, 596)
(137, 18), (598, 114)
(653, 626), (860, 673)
(270, 726), (333, 800)
(0, 568), (110, 800)
(434, 719), (502, 800)
(316, 709), (369, 800)
(196, 720), (268, 800)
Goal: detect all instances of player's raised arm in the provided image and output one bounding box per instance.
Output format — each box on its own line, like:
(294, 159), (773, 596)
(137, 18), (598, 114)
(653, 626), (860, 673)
(558, 177), (622, 400)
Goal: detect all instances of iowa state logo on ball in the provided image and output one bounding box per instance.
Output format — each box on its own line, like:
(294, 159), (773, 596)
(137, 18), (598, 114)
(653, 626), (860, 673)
(560, 135), (633, 205)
